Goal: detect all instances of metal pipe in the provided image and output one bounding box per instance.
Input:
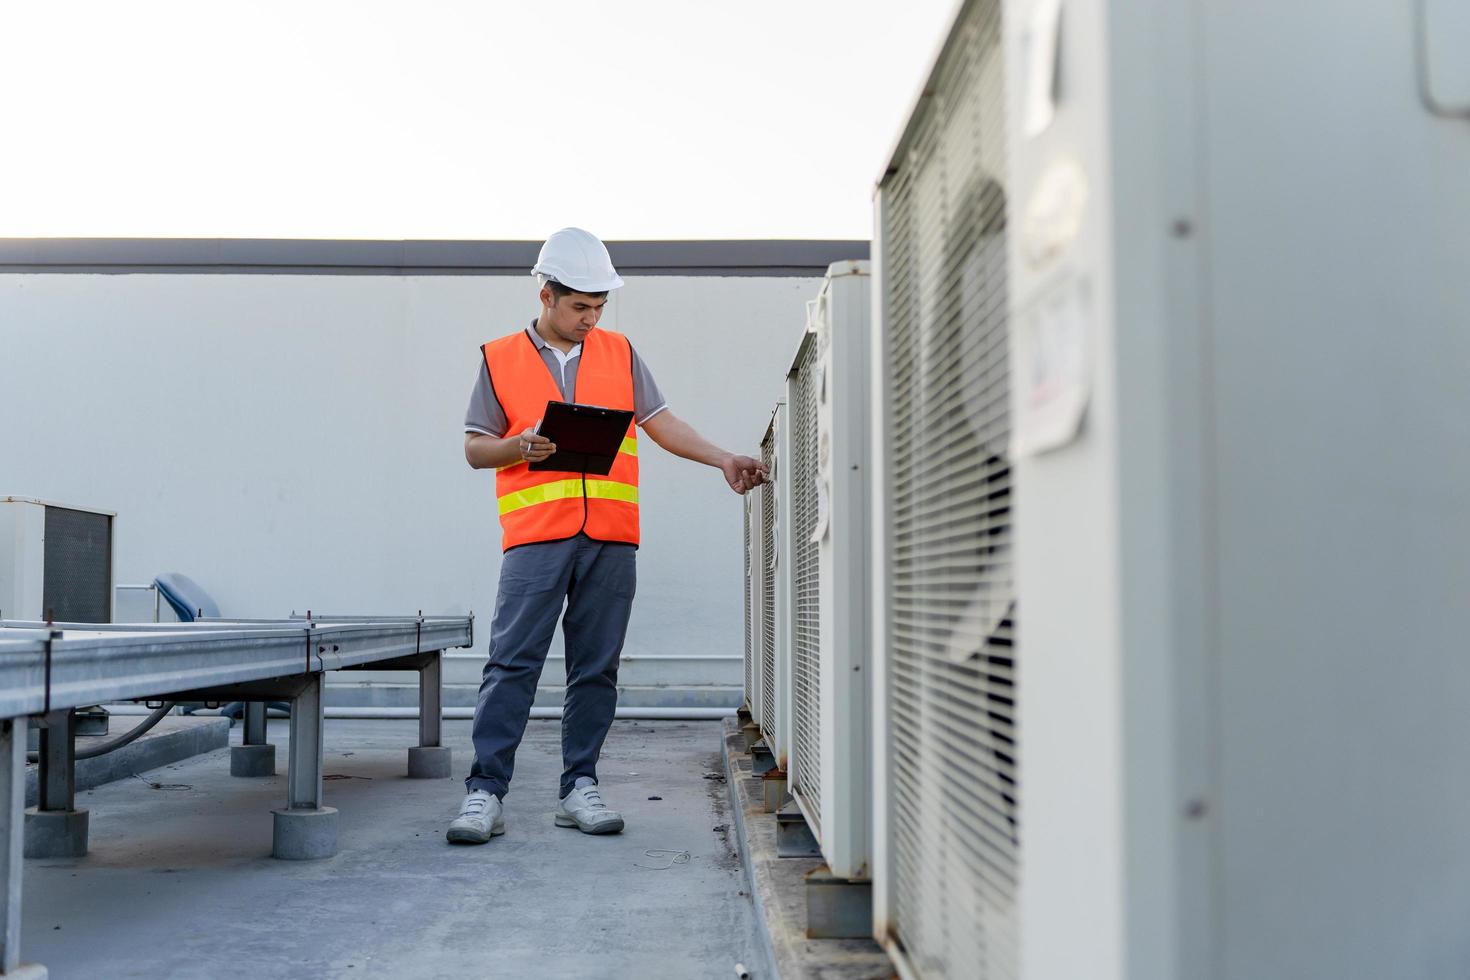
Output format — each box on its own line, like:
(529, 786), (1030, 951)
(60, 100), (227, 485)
(76, 705), (170, 760)
(320, 706), (737, 721)
(102, 702), (737, 721)
(26, 702), (176, 762)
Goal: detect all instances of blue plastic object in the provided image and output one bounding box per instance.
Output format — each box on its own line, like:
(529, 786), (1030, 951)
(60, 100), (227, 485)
(153, 573), (220, 622)
(151, 573), (289, 718)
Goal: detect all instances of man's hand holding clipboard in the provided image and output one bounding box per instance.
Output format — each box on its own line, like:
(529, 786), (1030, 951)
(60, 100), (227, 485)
(516, 425), (557, 464)
(515, 401), (636, 475)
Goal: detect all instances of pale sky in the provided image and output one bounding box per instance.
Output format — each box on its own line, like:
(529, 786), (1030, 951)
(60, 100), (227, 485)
(0, 0), (958, 241)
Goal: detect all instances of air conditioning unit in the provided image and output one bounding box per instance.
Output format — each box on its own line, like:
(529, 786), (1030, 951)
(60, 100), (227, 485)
(787, 260), (872, 881)
(742, 491), (760, 721)
(870, 1), (1016, 976)
(995, 1), (1470, 978)
(744, 477), (777, 731)
(0, 497), (115, 623)
(755, 403), (792, 767)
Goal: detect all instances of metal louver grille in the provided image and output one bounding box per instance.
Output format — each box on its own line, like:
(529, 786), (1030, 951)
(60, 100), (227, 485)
(790, 332), (824, 834)
(759, 430), (778, 734)
(881, 2), (1016, 977)
(743, 499), (755, 711)
(42, 506), (112, 623)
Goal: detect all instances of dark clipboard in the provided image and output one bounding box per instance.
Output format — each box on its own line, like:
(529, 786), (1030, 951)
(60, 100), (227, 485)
(529, 401), (635, 475)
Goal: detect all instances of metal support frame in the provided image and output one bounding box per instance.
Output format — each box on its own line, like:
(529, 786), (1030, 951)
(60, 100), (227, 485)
(341, 650), (451, 777)
(406, 652), (451, 778)
(761, 767), (789, 813)
(72, 707), (108, 738)
(740, 722), (762, 753)
(0, 719), (40, 977)
(0, 615), (472, 971)
(243, 702), (267, 746)
(775, 801), (822, 858)
(24, 711), (86, 859)
(286, 675), (324, 812)
(418, 652), (442, 750)
(805, 865), (873, 939)
(750, 741), (776, 776)
(166, 675), (337, 858)
(1, 719), (23, 973)
(34, 712), (73, 813)
(272, 672), (337, 860)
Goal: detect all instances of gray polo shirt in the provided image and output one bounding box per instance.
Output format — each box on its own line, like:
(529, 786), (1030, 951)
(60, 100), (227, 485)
(464, 323), (669, 438)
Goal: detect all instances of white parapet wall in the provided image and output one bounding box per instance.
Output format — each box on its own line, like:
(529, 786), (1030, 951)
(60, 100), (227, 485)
(0, 242), (863, 701)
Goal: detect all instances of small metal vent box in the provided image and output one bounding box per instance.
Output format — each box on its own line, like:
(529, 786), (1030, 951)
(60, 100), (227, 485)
(0, 497), (115, 623)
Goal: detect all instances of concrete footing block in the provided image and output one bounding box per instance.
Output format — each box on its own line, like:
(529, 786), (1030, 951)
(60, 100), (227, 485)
(23, 807), (89, 859)
(271, 806), (339, 860)
(805, 866), (873, 939)
(2, 962), (49, 979)
(230, 743), (276, 777)
(406, 745), (452, 779)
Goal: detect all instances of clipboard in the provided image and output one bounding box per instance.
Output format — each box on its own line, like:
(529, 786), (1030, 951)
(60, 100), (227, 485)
(530, 401), (635, 475)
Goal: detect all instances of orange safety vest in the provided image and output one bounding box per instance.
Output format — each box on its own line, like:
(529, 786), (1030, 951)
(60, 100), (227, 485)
(481, 327), (640, 551)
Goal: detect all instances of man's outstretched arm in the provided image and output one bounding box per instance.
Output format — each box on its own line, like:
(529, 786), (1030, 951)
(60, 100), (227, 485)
(641, 410), (768, 494)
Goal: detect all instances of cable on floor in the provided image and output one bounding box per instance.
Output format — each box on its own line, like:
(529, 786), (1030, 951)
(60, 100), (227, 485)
(636, 848), (692, 871)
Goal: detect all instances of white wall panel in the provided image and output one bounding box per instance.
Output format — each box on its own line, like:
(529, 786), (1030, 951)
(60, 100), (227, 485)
(0, 271), (824, 669)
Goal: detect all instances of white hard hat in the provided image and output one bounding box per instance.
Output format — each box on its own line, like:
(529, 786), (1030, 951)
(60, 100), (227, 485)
(532, 227), (624, 293)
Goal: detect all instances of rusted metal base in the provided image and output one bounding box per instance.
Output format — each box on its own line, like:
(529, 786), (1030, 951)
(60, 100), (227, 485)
(805, 865), (872, 939)
(761, 768), (788, 812)
(750, 741), (776, 776)
(740, 722), (762, 752)
(775, 802), (821, 858)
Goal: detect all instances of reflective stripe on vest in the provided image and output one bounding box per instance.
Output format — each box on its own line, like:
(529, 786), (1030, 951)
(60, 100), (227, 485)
(481, 327), (641, 551)
(498, 478), (640, 516)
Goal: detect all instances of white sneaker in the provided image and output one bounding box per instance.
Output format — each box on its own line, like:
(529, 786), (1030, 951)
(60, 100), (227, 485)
(446, 790), (505, 845)
(555, 779), (625, 835)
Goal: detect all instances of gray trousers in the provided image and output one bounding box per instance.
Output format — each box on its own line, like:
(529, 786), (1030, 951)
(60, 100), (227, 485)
(466, 533), (636, 800)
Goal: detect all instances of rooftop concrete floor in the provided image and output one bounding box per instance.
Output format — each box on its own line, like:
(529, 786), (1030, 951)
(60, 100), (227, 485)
(22, 718), (763, 980)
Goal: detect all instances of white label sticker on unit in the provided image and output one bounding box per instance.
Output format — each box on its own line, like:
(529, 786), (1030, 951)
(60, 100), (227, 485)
(1012, 275), (1092, 457)
(811, 426), (832, 546)
(1023, 156), (1089, 268)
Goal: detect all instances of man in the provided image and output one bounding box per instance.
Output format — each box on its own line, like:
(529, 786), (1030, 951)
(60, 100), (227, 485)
(448, 227), (767, 844)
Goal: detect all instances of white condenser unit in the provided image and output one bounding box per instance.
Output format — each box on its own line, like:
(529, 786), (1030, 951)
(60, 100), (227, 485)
(870, 1), (1016, 976)
(744, 473), (778, 731)
(742, 490), (761, 722)
(755, 403), (793, 766)
(997, 1), (1470, 978)
(0, 497), (115, 623)
(787, 260), (871, 880)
